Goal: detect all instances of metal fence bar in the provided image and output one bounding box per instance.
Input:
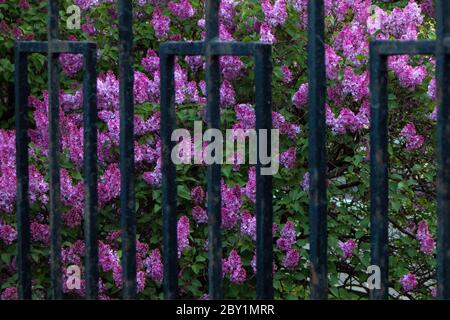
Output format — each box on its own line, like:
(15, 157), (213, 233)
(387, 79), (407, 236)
(14, 47), (31, 300)
(255, 44), (274, 300)
(47, 0), (62, 300)
(307, 0), (328, 300)
(82, 43), (99, 300)
(369, 0), (450, 300)
(369, 49), (389, 300)
(436, 0), (450, 300)
(371, 40), (436, 56)
(205, 0), (223, 300)
(160, 51), (178, 300)
(159, 0), (273, 301)
(118, 0), (136, 299)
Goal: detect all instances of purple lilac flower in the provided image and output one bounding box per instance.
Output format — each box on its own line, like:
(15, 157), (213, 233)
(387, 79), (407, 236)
(400, 273), (418, 292)
(98, 163), (121, 205)
(281, 65), (293, 84)
(282, 248), (300, 269)
(333, 108), (359, 134)
(400, 123), (424, 151)
(325, 46), (342, 80)
(342, 67), (369, 101)
(168, 0), (195, 19)
(220, 80), (236, 107)
(389, 55), (427, 90)
(240, 211), (256, 241)
(191, 186), (205, 205)
(192, 206), (208, 224)
(223, 250), (246, 284)
(30, 222), (50, 245)
(137, 271), (146, 292)
(134, 71), (151, 104)
(335, 24), (368, 67)
(0, 222), (17, 245)
(337, 239), (357, 260)
(243, 167), (256, 203)
(431, 286), (437, 298)
(143, 158), (162, 187)
(142, 49), (160, 74)
(1, 287), (18, 300)
(260, 22), (276, 44)
(99, 242), (120, 273)
(276, 221), (296, 251)
(235, 104), (256, 128)
(261, 0), (287, 27)
(177, 216), (190, 257)
(221, 207), (239, 230)
(62, 208), (82, 228)
(151, 8), (170, 39)
(144, 249), (163, 285)
(97, 71), (120, 110)
(19, 0), (30, 9)
(280, 148), (296, 169)
(301, 172), (310, 191)
(292, 84), (308, 109)
(428, 78), (436, 100)
(221, 56), (245, 81)
(416, 220), (435, 255)
(59, 53), (83, 77)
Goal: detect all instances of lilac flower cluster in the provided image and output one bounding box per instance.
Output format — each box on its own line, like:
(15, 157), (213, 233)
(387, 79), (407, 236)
(337, 239), (357, 260)
(282, 248), (300, 269)
(177, 216), (190, 257)
(0, 221), (17, 245)
(144, 249), (163, 285)
(240, 211), (256, 241)
(416, 220), (435, 255)
(276, 221), (296, 251)
(223, 250), (247, 284)
(400, 123), (424, 150)
(400, 273), (418, 292)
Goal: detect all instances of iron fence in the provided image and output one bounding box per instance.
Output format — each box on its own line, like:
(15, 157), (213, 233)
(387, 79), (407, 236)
(11, 0), (450, 300)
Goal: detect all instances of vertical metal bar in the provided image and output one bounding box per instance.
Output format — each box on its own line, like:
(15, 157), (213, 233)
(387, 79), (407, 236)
(205, 0), (223, 300)
(83, 43), (99, 300)
(436, 0), (450, 300)
(118, 0), (136, 299)
(161, 52), (178, 300)
(255, 45), (273, 300)
(47, 0), (62, 300)
(15, 45), (32, 300)
(369, 49), (389, 300)
(307, 0), (328, 300)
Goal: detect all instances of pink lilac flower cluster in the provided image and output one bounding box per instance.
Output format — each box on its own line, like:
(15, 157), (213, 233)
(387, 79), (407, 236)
(0, 220), (17, 245)
(400, 273), (418, 292)
(168, 0), (195, 20)
(223, 250), (247, 284)
(276, 221), (296, 251)
(191, 186), (205, 205)
(337, 239), (357, 260)
(280, 148), (297, 169)
(416, 220), (436, 255)
(282, 248), (300, 269)
(221, 182), (242, 229)
(177, 216), (190, 257)
(144, 249), (164, 285)
(151, 8), (170, 40)
(400, 123), (424, 150)
(240, 211), (257, 241)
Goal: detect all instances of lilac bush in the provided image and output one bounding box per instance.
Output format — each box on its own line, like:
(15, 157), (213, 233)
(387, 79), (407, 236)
(0, 0), (440, 299)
